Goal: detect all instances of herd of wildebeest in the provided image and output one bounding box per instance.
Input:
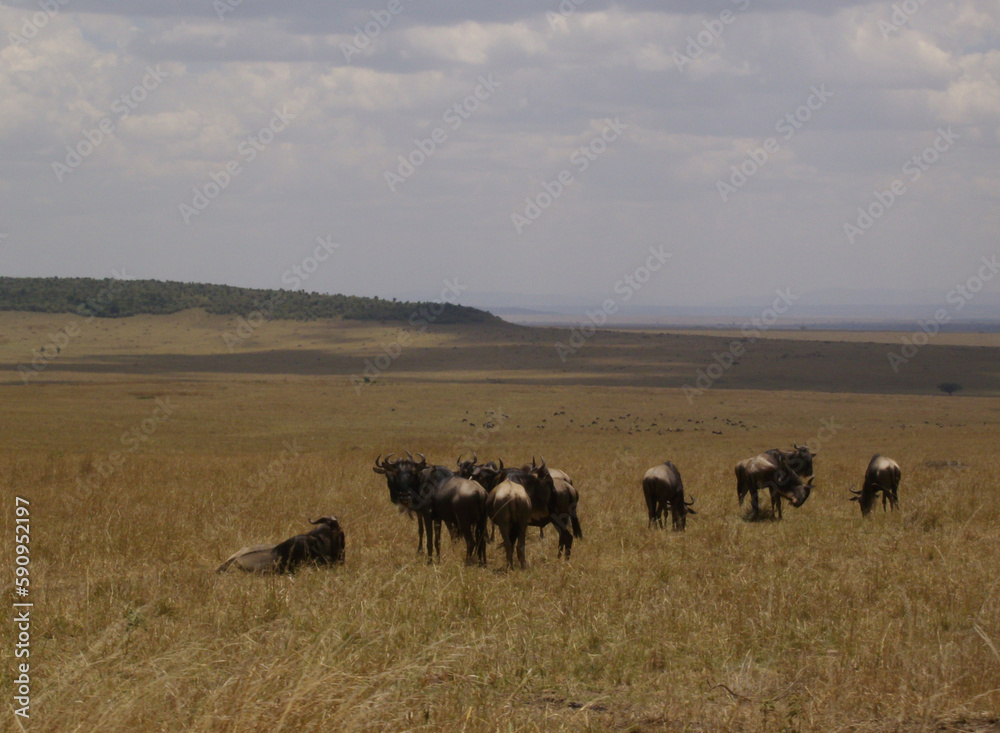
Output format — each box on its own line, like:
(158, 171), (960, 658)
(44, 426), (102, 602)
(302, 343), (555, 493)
(218, 444), (900, 573)
(217, 446), (902, 574)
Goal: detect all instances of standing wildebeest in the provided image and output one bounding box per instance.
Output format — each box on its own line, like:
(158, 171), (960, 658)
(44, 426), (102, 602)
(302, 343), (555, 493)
(373, 451), (436, 552)
(485, 463), (555, 570)
(217, 516), (346, 574)
(540, 467), (583, 558)
(736, 452), (814, 520)
(643, 461), (696, 531)
(411, 465), (488, 565)
(850, 454), (901, 515)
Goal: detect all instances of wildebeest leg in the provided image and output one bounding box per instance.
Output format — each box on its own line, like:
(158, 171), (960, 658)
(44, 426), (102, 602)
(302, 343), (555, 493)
(749, 487), (760, 519)
(645, 490), (659, 528)
(422, 514), (435, 564)
(476, 514), (488, 566)
(498, 525), (515, 570)
(516, 525), (527, 569)
(434, 519), (442, 559)
(460, 519), (476, 565)
(773, 491), (783, 520)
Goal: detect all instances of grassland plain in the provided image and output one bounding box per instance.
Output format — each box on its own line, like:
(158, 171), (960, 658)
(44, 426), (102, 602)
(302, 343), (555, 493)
(1, 311), (999, 732)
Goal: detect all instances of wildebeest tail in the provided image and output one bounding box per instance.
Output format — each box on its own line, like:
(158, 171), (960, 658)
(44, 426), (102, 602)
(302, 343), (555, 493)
(570, 509), (582, 539)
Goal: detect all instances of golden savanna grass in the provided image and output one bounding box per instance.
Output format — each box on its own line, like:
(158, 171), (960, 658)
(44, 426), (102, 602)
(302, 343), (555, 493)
(1, 311), (999, 732)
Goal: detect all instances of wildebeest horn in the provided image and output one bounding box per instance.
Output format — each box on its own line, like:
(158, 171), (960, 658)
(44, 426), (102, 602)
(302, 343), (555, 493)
(497, 458), (504, 470)
(457, 453), (465, 466)
(848, 484), (861, 495)
(472, 451), (478, 464)
(415, 452), (427, 469)
(309, 516), (338, 526)
(685, 494), (696, 506)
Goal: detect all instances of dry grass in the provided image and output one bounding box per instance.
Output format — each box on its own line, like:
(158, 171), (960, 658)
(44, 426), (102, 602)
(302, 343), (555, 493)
(1, 312), (999, 732)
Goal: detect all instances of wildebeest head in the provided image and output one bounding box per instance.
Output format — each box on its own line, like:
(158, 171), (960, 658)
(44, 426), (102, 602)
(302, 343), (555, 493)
(848, 484), (878, 516)
(472, 460), (505, 491)
(373, 451), (427, 507)
(676, 493), (696, 530)
(456, 452), (479, 478)
(528, 456), (557, 500)
(773, 461), (814, 507)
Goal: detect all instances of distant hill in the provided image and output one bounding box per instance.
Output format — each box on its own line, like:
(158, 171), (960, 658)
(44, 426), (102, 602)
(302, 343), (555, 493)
(0, 277), (498, 324)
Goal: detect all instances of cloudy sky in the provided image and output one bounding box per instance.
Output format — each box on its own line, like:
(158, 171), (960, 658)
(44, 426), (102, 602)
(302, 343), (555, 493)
(1, 0), (998, 310)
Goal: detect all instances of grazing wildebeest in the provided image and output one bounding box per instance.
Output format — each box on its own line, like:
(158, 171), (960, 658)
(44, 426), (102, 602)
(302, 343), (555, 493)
(737, 452), (814, 520)
(485, 464), (552, 570)
(373, 451), (436, 552)
(737, 444), (816, 506)
(766, 444), (816, 482)
(411, 465), (488, 565)
(850, 454), (901, 515)
(217, 516), (346, 574)
(642, 461), (696, 531)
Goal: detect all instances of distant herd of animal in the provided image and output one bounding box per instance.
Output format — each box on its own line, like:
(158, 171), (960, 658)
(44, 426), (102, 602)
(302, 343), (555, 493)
(217, 448), (901, 574)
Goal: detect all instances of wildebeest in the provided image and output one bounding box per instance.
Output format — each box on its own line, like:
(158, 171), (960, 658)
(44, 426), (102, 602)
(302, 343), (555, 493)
(766, 444), (816, 482)
(540, 467), (583, 558)
(373, 451), (441, 553)
(410, 465), (488, 565)
(642, 461), (696, 531)
(850, 454), (901, 515)
(217, 516), (346, 574)
(736, 451), (814, 520)
(461, 457), (581, 557)
(485, 463), (556, 569)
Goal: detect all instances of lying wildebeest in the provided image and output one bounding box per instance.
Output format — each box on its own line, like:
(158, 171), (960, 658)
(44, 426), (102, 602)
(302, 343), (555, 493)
(217, 516), (346, 574)
(850, 454), (901, 515)
(736, 452), (814, 520)
(485, 462), (556, 570)
(374, 451), (447, 553)
(642, 461), (696, 531)
(410, 465), (488, 565)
